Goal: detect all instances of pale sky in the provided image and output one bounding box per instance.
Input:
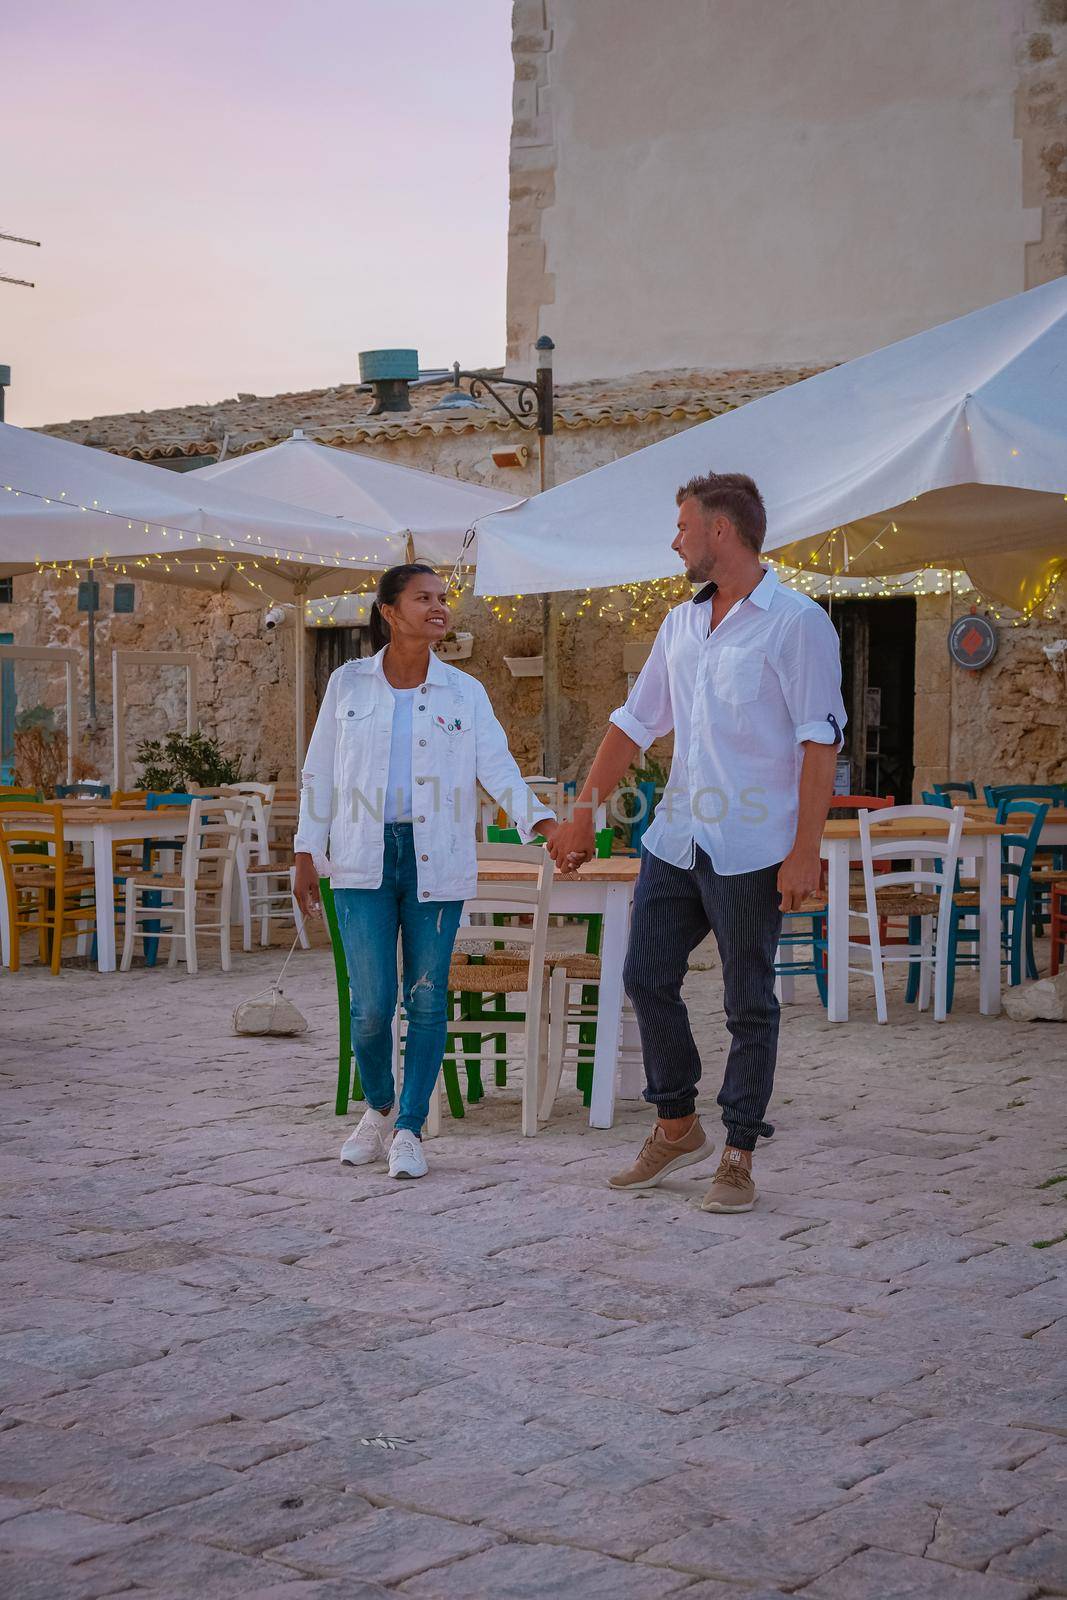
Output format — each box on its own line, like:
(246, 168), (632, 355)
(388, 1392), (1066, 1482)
(1, 0), (513, 427)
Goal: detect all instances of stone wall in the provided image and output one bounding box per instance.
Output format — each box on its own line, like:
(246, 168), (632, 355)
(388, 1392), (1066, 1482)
(1018, 0), (1067, 288)
(912, 590), (1067, 796)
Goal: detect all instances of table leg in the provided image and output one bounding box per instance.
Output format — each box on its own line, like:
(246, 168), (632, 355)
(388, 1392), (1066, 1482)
(0, 874), (10, 968)
(92, 825), (117, 972)
(825, 841), (850, 1023)
(978, 833), (1001, 1016)
(589, 884), (630, 1129)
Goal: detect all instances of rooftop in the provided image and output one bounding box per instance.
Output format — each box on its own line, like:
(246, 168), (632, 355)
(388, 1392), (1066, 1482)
(37, 365), (822, 462)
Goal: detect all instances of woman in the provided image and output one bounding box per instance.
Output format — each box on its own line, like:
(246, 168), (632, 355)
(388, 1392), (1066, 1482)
(294, 563), (559, 1180)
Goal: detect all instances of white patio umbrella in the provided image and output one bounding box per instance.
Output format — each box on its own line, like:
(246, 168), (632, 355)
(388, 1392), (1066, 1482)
(472, 277), (1067, 613)
(0, 421), (403, 763)
(198, 430), (522, 565)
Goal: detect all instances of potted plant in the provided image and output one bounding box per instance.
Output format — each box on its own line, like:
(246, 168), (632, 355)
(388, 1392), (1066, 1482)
(134, 730), (246, 792)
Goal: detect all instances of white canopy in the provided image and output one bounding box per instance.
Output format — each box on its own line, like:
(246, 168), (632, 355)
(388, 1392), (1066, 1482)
(0, 421), (405, 767)
(0, 421), (403, 602)
(199, 431), (521, 565)
(473, 277), (1067, 612)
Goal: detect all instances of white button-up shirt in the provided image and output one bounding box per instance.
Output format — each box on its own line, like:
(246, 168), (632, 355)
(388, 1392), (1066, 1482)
(610, 567), (846, 875)
(294, 647), (552, 900)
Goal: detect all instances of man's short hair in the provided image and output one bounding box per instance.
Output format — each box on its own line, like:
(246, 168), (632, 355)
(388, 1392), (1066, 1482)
(676, 471), (767, 553)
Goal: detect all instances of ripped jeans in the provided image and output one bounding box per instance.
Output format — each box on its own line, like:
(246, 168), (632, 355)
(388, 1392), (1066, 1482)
(333, 824), (464, 1136)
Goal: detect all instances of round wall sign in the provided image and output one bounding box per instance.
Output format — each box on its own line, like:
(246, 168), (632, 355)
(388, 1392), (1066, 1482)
(948, 615), (998, 670)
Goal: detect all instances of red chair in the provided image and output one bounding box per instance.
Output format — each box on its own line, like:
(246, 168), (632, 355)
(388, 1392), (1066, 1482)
(1050, 880), (1067, 976)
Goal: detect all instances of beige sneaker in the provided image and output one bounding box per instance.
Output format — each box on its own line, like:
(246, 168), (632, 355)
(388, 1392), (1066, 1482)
(700, 1147), (757, 1212)
(608, 1119), (712, 1191)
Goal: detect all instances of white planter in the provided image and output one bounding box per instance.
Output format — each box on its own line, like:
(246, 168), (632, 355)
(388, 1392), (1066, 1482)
(504, 654), (544, 678)
(433, 631), (474, 661)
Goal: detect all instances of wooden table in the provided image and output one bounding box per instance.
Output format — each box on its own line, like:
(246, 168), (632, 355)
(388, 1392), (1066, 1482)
(820, 817), (1008, 1022)
(477, 856), (641, 1128)
(0, 806), (192, 974)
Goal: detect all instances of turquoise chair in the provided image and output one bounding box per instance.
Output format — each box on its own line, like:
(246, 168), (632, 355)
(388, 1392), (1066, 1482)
(932, 781), (976, 801)
(56, 782), (111, 800)
(629, 781), (659, 854)
(983, 784), (1065, 934)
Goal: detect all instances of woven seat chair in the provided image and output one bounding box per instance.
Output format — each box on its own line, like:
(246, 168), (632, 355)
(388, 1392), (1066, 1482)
(848, 804), (965, 1022)
(0, 801), (97, 973)
(427, 844), (555, 1138)
(119, 796), (247, 974)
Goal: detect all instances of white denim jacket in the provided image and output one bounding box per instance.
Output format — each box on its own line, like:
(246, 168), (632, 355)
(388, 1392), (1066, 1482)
(294, 648), (553, 901)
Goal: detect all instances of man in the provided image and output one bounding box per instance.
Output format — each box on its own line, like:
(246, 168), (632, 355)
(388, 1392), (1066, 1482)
(548, 472), (846, 1212)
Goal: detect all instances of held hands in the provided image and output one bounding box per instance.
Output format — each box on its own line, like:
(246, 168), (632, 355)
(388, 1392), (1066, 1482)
(293, 853), (323, 919)
(777, 846), (823, 914)
(543, 816), (596, 873)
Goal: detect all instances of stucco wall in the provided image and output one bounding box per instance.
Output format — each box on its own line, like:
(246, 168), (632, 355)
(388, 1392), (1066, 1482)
(510, 0), (1036, 381)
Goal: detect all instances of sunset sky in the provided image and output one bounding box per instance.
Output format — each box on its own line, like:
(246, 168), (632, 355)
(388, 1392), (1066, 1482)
(2, 0), (513, 427)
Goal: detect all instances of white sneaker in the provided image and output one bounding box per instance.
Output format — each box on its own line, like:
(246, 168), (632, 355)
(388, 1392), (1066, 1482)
(340, 1107), (394, 1167)
(388, 1128), (428, 1181)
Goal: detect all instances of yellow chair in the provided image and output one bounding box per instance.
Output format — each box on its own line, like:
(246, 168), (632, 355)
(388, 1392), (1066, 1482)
(0, 802), (97, 974)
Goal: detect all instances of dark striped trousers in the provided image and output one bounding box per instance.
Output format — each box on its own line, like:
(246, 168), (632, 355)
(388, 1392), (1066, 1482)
(622, 846), (783, 1151)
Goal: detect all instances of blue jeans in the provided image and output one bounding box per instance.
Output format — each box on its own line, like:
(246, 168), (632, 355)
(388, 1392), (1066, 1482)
(333, 824), (463, 1136)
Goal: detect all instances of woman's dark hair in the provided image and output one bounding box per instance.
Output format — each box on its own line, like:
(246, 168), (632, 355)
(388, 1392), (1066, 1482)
(369, 563), (437, 652)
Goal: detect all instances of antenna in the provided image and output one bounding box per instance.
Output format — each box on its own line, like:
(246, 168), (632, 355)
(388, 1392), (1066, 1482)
(0, 230), (40, 289)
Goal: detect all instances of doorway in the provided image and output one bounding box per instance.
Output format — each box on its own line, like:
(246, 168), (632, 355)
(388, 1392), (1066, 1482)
(823, 598), (916, 801)
(314, 625), (370, 705)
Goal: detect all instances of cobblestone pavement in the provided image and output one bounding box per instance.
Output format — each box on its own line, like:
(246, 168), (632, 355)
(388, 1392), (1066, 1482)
(2, 938), (1066, 1600)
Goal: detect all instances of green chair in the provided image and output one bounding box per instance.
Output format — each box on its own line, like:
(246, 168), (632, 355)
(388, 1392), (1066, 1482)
(321, 878), (366, 1116)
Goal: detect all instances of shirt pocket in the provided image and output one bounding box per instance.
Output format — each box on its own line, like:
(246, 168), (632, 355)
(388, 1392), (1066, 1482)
(713, 645), (765, 706)
(336, 691), (376, 729)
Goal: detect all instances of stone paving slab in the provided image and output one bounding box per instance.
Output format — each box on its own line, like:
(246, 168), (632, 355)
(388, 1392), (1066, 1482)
(2, 942), (1066, 1597)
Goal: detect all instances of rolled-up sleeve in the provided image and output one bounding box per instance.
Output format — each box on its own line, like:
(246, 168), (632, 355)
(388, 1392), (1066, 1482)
(293, 667), (338, 870)
(473, 680), (555, 842)
(776, 604), (847, 747)
(608, 620), (674, 748)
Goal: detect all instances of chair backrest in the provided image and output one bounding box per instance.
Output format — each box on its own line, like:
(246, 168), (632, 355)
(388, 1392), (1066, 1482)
(56, 782), (111, 799)
(111, 790), (148, 809)
(223, 782), (276, 829)
(0, 800), (65, 877)
(829, 793), (895, 817)
(181, 797), (247, 887)
(994, 798), (1049, 913)
(454, 842), (551, 958)
(933, 781), (977, 800)
(231, 790), (271, 863)
(857, 804), (965, 924)
(985, 783), (1067, 808)
(0, 787), (39, 803)
(921, 790), (952, 808)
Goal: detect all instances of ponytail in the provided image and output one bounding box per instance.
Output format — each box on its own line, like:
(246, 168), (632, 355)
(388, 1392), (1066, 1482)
(369, 601), (390, 653)
(369, 563), (436, 654)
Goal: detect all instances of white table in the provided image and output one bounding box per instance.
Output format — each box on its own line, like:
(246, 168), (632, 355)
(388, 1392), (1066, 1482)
(476, 857), (640, 1128)
(0, 807), (191, 974)
(820, 818), (1007, 1022)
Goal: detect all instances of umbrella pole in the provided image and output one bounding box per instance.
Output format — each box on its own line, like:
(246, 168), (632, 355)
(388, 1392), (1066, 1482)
(294, 586), (308, 779)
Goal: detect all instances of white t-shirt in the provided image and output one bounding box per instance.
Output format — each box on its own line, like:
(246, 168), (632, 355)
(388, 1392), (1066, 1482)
(384, 685), (418, 823)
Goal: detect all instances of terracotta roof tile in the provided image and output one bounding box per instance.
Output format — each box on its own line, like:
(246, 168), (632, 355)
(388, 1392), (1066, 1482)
(36, 366), (823, 461)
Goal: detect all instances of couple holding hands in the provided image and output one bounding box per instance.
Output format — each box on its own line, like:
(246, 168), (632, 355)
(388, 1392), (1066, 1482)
(294, 470), (846, 1197)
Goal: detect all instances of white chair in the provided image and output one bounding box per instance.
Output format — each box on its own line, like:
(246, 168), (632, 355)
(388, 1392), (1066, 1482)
(849, 804), (965, 1023)
(425, 843), (555, 1138)
(225, 787), (307, 953)
(540, 959), (641, 1122)
(120, 797), (247, 974)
